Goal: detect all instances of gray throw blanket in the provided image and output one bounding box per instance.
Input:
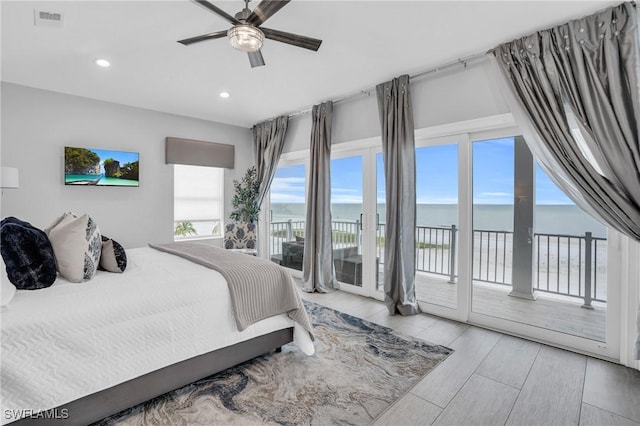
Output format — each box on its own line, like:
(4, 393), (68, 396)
(149, 242), (313, 338)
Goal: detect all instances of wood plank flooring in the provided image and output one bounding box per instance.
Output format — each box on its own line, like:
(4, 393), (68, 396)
(299, 288), (640, 426)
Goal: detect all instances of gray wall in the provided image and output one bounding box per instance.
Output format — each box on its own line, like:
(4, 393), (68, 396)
(0, 83), (252, 248)
(283, 58), (509, 152)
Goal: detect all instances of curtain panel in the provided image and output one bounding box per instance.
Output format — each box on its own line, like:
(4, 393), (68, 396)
(490, 2), (640, 240)
(376, 75), (420, 316)
(302, 101), (336, 293)
(489, 2), (640, 358)
(253, 115), (289, 210)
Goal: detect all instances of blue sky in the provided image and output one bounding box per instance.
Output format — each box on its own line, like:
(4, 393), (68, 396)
(271, 137), (574, 205)
(90, 148), (139, 165)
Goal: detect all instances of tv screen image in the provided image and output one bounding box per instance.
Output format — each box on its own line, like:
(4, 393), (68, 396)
(64, 147), (139, 187)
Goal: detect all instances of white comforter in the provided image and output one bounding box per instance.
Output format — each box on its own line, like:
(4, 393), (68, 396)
(0, 247), (313, 424)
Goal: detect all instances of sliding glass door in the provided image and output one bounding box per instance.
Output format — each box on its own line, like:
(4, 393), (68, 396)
(469, 136), (618, 358)
(267, 129), (618, 359)
(413, 132), (617, 359)
(267, 162), (306, 274)
(330, 148), (383, 298)
(469, 136), (612, 351)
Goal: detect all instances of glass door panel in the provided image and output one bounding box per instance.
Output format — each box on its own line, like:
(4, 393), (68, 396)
(471, 136), (609, 343)
(414, 144), (459, 310)
(376, 153), (385, 292)
(533, 164), (608, 342)
(269, 164), (306, 271)
(471, 137), (515, 317)
(330, 155), (364, 290)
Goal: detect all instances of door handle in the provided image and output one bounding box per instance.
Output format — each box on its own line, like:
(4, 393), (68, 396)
(359, 213), (363, 230)
(376, 213), (380, 231)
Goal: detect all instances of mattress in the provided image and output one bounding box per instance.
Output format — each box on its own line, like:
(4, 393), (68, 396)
(1, 247), (312, 424)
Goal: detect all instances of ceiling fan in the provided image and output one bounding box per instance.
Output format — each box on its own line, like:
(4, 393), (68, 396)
(178, 0), (322, 68)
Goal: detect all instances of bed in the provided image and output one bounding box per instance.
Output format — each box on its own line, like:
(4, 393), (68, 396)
(1, 245), (314, 425)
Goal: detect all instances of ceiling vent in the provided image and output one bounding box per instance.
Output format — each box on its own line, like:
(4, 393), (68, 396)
(33, 9), (64, 28)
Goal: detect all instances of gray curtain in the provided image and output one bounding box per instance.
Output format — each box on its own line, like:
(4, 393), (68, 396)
(490, 2), (640, 357)
(302, 101), (336, 293)
(376, 75), (420, 315)
(253, 116), (289, 209)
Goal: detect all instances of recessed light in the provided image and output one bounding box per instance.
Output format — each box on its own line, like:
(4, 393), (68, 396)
(94, 58), (110, 68)
(219, 92), (230, 99)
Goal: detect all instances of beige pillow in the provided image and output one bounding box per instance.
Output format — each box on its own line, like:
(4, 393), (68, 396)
(46, 213), (102, 283)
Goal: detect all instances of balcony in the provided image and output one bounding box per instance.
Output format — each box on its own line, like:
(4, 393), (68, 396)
(270, 220), (607, 342)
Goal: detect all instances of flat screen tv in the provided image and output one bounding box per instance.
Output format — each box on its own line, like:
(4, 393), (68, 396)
(65, 147), (139, 187)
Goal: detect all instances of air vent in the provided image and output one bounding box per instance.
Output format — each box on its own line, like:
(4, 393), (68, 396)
(34, 9), (64, 28)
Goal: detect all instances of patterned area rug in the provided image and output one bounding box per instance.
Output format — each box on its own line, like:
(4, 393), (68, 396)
(96, 302), (452, 425)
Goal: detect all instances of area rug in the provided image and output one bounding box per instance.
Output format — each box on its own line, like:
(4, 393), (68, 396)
(96, 302), (452, 425)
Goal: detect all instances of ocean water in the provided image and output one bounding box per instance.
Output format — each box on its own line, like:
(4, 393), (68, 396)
(97, 177), (138, 186)
(271, 203), (606, 238)
(65, 174), (138, 186)
(65, 174), (102, 183)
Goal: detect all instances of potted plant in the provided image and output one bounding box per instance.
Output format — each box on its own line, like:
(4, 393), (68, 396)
(226, 166), (260, 250)
(230, 166), (260, 223)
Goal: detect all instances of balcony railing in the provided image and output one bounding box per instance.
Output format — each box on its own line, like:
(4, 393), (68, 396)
(269, 220), (607, 305)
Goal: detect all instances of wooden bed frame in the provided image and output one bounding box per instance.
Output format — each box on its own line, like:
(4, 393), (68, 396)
(13, 327), (294, 425)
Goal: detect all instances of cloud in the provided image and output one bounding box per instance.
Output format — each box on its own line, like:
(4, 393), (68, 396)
(331, 194), (363, 203)
(270, 177), (305, 202)
(271, 177), (305, 190)
(332, 188), (360, 194)
(479, 192), (512, 197)
(270, 193), (306, 203)
(416, 196), (459, 204)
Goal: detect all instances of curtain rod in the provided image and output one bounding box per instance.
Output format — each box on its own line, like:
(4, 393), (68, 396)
(286, 51), (488, 119)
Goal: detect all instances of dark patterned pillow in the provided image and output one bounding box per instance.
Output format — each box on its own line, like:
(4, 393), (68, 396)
(99, 235), (127, 273)
(0, 217), (57, 290)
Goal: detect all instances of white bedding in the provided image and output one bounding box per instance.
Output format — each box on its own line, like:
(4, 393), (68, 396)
(0, 247), (313, 424)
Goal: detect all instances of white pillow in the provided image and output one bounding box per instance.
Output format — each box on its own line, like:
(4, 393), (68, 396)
(46, 212), (102, 283)
(1, 256), (17, 310)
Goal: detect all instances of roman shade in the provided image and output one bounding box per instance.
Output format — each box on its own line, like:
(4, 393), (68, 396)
(165, 137), (235, 169)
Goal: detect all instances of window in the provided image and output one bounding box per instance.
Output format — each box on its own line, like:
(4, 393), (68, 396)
(173, 165), (224, 240)
(269, 163), (306, 267)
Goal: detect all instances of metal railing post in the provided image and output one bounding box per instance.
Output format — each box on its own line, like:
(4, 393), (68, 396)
(448, 224), (457, 283)
(581, 231), (594, 309)
(286, 219), (293, 241)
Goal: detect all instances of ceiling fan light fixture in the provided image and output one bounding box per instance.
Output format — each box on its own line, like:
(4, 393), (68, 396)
(228, 24), (264, 53)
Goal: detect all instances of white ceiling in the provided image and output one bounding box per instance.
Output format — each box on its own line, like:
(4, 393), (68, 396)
(1, 0), (618, 128)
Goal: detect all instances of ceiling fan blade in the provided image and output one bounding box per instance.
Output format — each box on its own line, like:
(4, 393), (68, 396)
(192, 0), (240, 25)
(247, 0), (291, 27)
(248, 50), (266, 68)
(177, 30), (228, 46)
(261, 27), (322, 51)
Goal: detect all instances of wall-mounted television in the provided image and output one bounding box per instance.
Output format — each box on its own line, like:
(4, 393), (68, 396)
(64, 147), (139, 187)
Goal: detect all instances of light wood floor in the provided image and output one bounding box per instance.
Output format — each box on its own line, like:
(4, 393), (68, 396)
(415, 273), (606, 342)
(300, 289), (640, 426)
